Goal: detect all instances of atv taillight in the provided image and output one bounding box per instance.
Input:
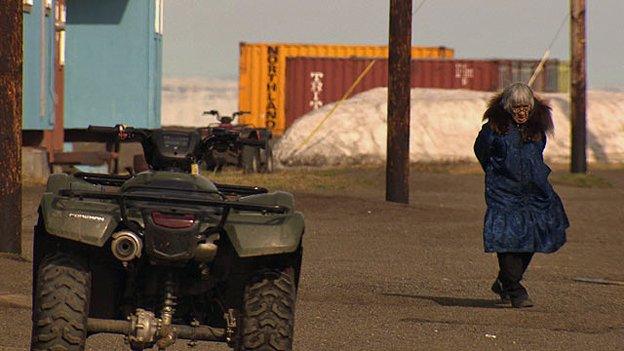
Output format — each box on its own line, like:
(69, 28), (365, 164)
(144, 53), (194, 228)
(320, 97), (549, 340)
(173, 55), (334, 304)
(151, 211), (196, 229)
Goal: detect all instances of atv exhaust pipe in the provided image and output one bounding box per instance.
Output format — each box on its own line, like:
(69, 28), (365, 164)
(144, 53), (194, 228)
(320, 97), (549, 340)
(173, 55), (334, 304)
(111, 231), (142, 261)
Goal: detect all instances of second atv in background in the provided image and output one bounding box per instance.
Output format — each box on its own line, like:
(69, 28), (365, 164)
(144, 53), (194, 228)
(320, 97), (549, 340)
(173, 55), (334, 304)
(199, 110), (273, 173)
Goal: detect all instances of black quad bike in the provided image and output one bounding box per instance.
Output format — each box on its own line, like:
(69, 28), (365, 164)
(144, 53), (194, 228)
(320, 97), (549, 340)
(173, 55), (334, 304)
(31, 125), (304, 350)
(199, 110), (273, 174)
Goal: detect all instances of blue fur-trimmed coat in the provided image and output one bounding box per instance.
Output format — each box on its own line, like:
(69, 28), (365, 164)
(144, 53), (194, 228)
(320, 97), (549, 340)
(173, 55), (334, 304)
(474, 95), (568, 253)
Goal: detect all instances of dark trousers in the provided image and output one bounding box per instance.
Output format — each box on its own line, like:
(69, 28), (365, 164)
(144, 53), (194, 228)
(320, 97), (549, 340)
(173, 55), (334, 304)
(497, 252), (534, 299)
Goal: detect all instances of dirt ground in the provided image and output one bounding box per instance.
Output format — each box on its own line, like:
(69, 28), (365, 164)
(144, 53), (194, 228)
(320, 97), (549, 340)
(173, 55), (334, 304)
(1, 165), (623, 350)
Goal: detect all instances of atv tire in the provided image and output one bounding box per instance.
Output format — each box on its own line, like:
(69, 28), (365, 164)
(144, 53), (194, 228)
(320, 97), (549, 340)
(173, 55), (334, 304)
(31, 252), (91, 351)
(260, 147), (274, 174)
(236, 268), (296, 351)
(242, 146), (260, 174)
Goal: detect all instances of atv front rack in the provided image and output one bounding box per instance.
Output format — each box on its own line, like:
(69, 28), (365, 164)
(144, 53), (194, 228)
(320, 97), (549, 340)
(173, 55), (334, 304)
(74, 172), (269, 196)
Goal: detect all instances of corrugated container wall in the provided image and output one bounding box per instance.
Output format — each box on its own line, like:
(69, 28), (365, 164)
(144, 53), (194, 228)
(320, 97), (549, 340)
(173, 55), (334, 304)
(558, 61), (570, 93)
(238, 42), (454, 135)
(285, 57), (568, 129)
(497, 60), (561, 93)
(64, 0), (162, 129)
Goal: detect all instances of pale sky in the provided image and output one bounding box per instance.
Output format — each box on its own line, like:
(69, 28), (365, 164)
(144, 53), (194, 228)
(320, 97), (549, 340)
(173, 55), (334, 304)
(163, 0), (623, 89)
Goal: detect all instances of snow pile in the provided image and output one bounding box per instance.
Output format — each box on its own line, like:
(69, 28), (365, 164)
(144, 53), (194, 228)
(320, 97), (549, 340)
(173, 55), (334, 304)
(160, 79), (624, 165)
(161, 78), (238, 127)
(275, 88), (624, 165)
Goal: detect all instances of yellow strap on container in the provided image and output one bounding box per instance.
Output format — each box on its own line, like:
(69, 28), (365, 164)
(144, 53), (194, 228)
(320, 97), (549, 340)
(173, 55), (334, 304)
(292, 59), (377, 155)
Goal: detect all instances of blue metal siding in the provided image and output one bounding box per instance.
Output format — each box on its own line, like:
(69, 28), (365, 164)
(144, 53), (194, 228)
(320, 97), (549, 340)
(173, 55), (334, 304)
(64, 0), (161, 129)
(147, 0), (162, 129)
(22, 1), (56, 130)
(152, 35), (163, 128)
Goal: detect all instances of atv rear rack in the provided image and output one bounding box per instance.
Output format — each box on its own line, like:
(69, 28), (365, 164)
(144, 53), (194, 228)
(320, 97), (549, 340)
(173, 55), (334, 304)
(58, 188), (288, 231)
(74, 172), (269, 196)
(59, 189), (287, 214)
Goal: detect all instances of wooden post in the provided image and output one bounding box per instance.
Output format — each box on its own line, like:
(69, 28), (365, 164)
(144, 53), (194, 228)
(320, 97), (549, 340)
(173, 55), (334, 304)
(0, 0), (23, 255)
(386, 0), (412, 204)
(570, 0), (587, 173)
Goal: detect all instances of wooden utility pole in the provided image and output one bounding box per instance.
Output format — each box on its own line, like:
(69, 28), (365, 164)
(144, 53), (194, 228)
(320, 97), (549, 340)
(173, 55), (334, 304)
(386, 0), (412, 204)
(570, 0), (587, 173)
(0, 0), (23, 255)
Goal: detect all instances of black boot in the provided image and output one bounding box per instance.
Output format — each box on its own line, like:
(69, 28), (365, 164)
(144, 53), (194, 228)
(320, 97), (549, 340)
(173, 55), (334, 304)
(496, 252), (535, 307)
(511, 296), (534, 308)
(491, 278), (511, 303)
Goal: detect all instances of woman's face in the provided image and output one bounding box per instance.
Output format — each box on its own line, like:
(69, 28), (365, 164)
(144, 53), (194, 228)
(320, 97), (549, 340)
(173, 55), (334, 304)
(511, 104), (531, 124)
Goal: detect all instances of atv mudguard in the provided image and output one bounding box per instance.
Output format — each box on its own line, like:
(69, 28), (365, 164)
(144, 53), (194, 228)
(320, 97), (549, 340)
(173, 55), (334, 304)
(224, 191), (304, 258)
(39, 174), (305, 256)
(39, 174), (121, 247)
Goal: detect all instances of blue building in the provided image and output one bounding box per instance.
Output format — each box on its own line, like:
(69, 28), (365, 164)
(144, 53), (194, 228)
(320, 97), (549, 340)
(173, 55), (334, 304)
(64, 0), (163, 130)
(22, 0), (163, 152)
(22, 0), (56, 132)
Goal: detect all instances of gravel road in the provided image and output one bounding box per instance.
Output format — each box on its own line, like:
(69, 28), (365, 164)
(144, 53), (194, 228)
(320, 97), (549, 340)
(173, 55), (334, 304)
(1, 168), (623, 350)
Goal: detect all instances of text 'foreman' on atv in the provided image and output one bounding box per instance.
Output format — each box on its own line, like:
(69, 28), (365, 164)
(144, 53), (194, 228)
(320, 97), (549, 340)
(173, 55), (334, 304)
(199, 110), (273, 174)
(31, 125), (304, 351)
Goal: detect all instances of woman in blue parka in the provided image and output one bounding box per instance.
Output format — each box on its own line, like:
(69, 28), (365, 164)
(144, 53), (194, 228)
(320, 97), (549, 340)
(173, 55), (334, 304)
(474, 82), (568, 308)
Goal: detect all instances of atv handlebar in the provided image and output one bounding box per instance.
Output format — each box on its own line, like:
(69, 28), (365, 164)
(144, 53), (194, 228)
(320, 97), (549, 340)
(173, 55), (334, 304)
(88, 125), (149, 141)
(87, 125), (119, 134)
(203, 110), (251, 121)
(232, 111), (250, 118)
(203, 110), (219, 117)
(238, 138), (265, 147)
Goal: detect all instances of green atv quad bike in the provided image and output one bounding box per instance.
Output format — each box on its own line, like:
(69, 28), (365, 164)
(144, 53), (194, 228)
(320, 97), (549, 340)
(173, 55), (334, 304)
(30, 125), (304, 351)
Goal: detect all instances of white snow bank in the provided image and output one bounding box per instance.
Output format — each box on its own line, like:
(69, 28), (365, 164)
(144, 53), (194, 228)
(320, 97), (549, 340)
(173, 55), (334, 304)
(161, 78), (238, 127)
(275, 88), (624, 165)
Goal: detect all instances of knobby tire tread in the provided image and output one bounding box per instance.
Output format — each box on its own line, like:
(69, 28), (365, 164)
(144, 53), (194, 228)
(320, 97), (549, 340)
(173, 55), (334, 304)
(31, 252), (91, 351)
(237, 269), (296, 351)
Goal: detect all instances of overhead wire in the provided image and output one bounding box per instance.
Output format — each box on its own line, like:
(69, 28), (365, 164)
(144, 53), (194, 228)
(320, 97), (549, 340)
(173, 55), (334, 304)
(528, 11), (569, 87)
(413, 0), (428, 15)
(548, 11), (570, 52)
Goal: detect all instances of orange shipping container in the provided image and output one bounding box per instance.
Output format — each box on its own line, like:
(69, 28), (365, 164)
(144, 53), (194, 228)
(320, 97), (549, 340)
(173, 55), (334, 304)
(238, 42), (454, 135)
